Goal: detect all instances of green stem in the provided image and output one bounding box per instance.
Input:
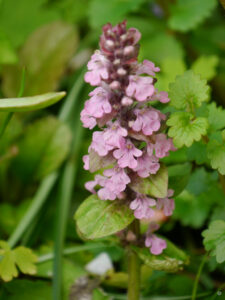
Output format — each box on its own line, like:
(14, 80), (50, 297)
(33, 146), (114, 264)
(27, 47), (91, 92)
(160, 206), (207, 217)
(191, 253), (208, 300)
(8, 173), (58, 248)
(128, 219), (141, 300)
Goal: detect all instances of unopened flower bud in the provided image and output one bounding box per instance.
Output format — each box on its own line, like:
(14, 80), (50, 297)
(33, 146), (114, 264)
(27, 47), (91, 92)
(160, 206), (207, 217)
(123, 45), (134, 56)
(110, 81), (120, 90)
(122, 96), (133, 106)
(113, 59), (120, 66)
(120, 34), (127, 42)
(117, 68), (127, 76)
(106, 39), (115, 49)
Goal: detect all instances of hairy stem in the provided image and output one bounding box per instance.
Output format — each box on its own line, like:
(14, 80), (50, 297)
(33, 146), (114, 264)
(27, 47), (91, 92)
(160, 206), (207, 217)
(127, 219), (141, 300)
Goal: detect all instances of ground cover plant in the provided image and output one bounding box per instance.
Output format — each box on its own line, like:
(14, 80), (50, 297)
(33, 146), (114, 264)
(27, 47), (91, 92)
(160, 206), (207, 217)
(0, 0), (225, 299)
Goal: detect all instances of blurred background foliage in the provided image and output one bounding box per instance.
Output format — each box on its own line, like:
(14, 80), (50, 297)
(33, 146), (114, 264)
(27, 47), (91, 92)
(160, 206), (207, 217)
(0, 0), (225, 299)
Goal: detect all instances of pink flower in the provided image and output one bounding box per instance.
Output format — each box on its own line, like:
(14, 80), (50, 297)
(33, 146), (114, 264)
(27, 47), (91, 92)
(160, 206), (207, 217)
(130, 194), (156, 219)
(104, 121), (127, 148)
(147, 134), (175, 158)
(90, 131), (114, 156)
(136, 60), (160, 76)
(83, 155), (89, 170)
(113, 139), (142, 169)
(145, 234), (167, 255)
(80, 109), (97, 129)
(126, 75), (155, 101)
(157, 189), (175, 216)
(85, 175), (106, 194)
(98, 166), (130, 200)
(133, 153), (160, 177)
(131, 108), (161, 136)
(127, 27), (141, 44)
(155, 91), (170, 103)
(84, 51), (109, 86)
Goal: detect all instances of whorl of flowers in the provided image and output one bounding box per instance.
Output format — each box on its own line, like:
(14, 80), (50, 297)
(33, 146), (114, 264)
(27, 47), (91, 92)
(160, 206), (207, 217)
(81, 21), (176, 255)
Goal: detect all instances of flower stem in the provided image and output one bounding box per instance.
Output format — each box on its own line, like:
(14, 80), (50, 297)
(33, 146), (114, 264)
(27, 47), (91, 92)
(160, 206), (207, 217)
(127, 219), (141, 300)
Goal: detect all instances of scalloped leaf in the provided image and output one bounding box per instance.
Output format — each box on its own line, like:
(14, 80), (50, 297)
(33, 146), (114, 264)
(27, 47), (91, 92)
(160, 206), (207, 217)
(129, 164), (168, 198)
(207, 136), (225, 175)
(167, 112), (208, 148)
(192, 55), (219, 81)
(202, 220), (225, 263)
(168, 0), (217, 32)
(168, 70), (210, 110)
(207, 102), (225, 131)
(132, 238), (189, 273)
(75, 195), (134, 240)
(0, 92), (65, 112)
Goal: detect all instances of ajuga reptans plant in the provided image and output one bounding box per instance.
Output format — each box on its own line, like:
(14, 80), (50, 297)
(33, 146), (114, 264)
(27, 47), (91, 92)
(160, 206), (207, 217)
(81, 21), (176, 255)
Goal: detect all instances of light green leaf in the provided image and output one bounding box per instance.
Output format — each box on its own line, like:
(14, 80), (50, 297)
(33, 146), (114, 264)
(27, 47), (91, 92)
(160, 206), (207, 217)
(0, 30), (17, 64)
(167, 112), (208, 148)
(207, 102), (225, 131)
(2, 21), (78, 97)
(168, 0), (217, 32)
(88, 0), (145, 28)
(168, 70), (210, 109)
(156, 58), (186, 91)
(130, 164), (168, 198)
(75, 195), (134, 239)
(202, 220), (225, 263)
(0, 241), (37, 282)
(132, 239), (189, 272)
(140, 33), (184, 65)
(207, 138), (225, 175)
(168, 163), (191, 196)
(192, 55), (219, 81)
(12, 116), (72, 181)
(14, 247), (37, 275)
(0, 92), (65, 112)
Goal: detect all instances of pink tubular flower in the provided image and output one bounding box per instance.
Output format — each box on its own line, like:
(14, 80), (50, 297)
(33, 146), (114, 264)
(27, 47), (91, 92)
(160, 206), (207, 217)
(136, 60), (160, 76)
(134, 153), (160, 177)
(84, 50), (109, 85)
(131, 108), (161, 136)
(113, 139), (142, 169)
(130, 194), (156, 219)
(82, 21), (177, 255)
(157, 189), (175, 216)
(126, 75), (155, 101)
(145, 234), (167, 255)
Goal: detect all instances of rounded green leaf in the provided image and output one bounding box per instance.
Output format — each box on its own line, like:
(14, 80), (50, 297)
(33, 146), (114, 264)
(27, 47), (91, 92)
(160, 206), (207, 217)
(129, 164), (168, 198)
(0, 92), (65, 112)
(75, 195), (134, 240)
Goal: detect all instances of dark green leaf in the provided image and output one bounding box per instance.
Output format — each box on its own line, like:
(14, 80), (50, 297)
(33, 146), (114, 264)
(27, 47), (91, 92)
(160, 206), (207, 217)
(168, 163), (191, 196)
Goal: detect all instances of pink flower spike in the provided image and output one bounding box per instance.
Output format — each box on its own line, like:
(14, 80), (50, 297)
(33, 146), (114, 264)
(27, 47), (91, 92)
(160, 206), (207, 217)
(157, 189), (175, 216)
(130, 194), (156, 220)
(136, 60), (160, 76)
(134, 153), (160, 178)
(132, 109), (161, 136)
(145, 234), (167, 255)
(113, 139), (142, 169)
(151, 134), (176, 158)
(91, 131), (113, 156)
(80, 109), (97, 129)
(84, 50), (109, 86)
(126, 75), (155, 101)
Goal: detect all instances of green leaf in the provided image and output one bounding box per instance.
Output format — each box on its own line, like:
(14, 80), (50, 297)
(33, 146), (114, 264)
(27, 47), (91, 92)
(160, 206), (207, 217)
(130, 164), (168, 198)
(2, 21), (78, 97)
(207, 102), (225, 131)
(156, 58), (186, 91)
(0, 0), (59, 48)
(0, 92), (65, 112)
(168, 70), (210, 110)
(207, 137), (225, 175)
(202, 220), (225, 263)
(140, 33), (184, 65)
(167, 112), (208, 148)
(12, 116), (72, 181)
(168, 163), (191, 197)
(0, 241), (37, 282)
(187, 141), (209, 164)
(75, 195), (134, 240)
(88, 0), (145, 28)
(132, 239), (189, 273)
(0, 30), (17, 64)
(192, 55), (219, 81)
(168, 0), (217, 32)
